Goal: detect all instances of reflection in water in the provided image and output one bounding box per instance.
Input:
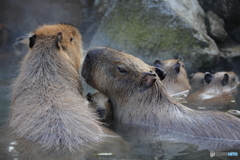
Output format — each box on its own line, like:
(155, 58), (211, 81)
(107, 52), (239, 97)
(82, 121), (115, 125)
(0, 128), (133, 160)
(110, 122), (240, 159)
(1, 62), (240, 160)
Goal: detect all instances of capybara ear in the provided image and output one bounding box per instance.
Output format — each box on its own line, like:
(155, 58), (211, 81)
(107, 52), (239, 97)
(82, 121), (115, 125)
(221, 73), (229, 86)
(56, 32), (63, 49)
(155, 67), (166, 80)
(204, 72), (213, 84)
(86, 93), (93, 102)
(174, 61), (181, 74)
(153, 59), (162, 68)
(189, 73), (194, 80)
(142, 72), (156, 87)
(29, 34), (36, 48)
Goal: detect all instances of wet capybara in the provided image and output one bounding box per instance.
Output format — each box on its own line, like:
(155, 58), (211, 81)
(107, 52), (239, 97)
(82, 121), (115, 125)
(189, 72), (212, 93)
(82, 47), (240, 140)
(87, 92), (113, 122)
(9, 24), (104, 152)
(153, 59), (191, 96)
(187, 71), (239, 109)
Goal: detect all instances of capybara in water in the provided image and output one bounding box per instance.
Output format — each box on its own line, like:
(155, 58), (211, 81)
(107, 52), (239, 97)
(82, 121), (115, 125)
(153, 59), (191, 96)
(187, 71), (239, 109)
(82, 47), (240, 140)
(87, 92), (113, 122)
(189, 72), (212, 93)
(189, 72), (212, 88)
(9, 24), (104, 152)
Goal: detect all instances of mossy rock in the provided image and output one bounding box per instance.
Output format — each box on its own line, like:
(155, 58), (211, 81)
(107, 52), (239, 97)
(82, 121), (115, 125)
(89, 0), (219, 72)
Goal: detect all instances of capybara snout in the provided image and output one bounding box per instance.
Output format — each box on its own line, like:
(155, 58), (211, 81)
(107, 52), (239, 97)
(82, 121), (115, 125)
(84, 47), (105, 62)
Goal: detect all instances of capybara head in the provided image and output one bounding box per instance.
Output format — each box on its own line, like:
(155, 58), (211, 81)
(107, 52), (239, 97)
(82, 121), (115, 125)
(87, 92), (113, 122)
(29, 23), (82, 70)
(82, 47), (170, 122)
(207, 71), (239, 92)
(82, 47), (167, 97)
(189, 72), (212, 90)
(153, 59), (191, 96)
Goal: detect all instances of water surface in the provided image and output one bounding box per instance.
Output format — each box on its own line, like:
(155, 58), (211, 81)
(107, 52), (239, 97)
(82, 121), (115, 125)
(1, 58), (240, 160)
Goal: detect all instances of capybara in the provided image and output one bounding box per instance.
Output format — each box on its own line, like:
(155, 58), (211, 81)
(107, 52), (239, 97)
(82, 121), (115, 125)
(189, 72), (212, 93)
(9, 24), (104, 152)
(187, 71), (239, 109)
(82, 47), (240, 140)
(87, 92), (113, 122)
(153, 59), (191, 96)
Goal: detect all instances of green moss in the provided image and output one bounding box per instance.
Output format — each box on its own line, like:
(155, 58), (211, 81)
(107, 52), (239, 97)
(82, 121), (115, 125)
(101, 1), (203, 57)
(95, 0), (218, 71)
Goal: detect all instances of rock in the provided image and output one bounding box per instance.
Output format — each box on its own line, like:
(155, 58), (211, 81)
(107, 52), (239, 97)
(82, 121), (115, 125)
(80, 0), (112, 50)
(206, 11), (228, 42)
(197, 0), (240, 61)
(198, 0), (240, 33)
(0, 0), (84, 49)
(88, 0), (219, 72)
(229, 25), (240, 43)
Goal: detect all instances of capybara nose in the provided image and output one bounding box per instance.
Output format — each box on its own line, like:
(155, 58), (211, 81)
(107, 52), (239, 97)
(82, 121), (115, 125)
(85, 47), (105, 62)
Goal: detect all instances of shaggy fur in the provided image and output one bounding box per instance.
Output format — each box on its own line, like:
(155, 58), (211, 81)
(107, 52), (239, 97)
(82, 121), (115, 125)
(9, 24), (104, 152)
(82, 47), (240, 140)
(153, 59), (191, 96)
(187, 71), (239, 107)
(87, 92), (113, 122)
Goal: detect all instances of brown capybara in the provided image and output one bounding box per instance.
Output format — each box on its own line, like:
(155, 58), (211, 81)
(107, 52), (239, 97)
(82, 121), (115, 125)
(189, 72), (212, 93)
(82, 47), (240, 140)
(187, 71), (239, 109)
(9, 24), (104, 152)
(153, 59), (191, 96)
(87, 92), (113, 122)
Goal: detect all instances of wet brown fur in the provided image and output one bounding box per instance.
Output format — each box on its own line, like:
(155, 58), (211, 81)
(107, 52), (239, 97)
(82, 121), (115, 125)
(189, 72), (207, 90)
(82, 47), (240, 140)
(87, 92), (113, 122)
(156, 59), (191, 96)
(9, 24), (104, 152)
(187, 71), (239, 107)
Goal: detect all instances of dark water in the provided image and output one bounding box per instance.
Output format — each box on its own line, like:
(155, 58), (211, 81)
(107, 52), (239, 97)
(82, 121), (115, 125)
(0, 58), (240, 160)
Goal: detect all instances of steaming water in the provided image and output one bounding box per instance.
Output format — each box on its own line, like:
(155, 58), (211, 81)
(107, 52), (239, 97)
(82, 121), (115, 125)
(1, 59), (240, 160)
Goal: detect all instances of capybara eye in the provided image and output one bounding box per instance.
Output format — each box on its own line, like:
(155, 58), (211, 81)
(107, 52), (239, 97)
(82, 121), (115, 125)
(85, 54), (90, 61)
(232, 77), (236, 82)
(182, 64), (185, 68)
(117, 67), (127, 73)
(70, 38), (74, 42)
